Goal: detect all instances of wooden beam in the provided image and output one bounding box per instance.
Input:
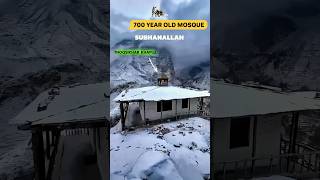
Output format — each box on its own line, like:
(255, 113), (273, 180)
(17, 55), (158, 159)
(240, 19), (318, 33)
(31, 127), (46, 180)
(251, 116), (258, 174)
(120, 102), (125, 130)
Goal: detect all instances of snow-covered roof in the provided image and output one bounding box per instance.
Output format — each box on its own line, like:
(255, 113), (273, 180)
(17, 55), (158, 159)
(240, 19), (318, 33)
(113, 86), (209, 102)
(212, 80), (320, 118)
(10, 83), (108, 125)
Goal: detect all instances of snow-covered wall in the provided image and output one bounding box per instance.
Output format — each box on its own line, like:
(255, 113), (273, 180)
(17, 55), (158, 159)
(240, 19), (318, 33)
(214, 113), (286, 170)
(139, 98), (200, 121)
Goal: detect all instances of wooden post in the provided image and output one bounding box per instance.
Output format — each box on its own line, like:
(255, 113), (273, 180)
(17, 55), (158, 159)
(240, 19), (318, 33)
(288, 111), (299, 171)
(289, 112), (299, 153)
(32, 127), (46, 180)
(251, 116), (257, 175)
(175, 99), (178, 120)
(120, 102), (125, 130)
(188, 98), (191, 117)
(144, 101), (146, 124)
(46, 130), (50, 158)
(160, 101), (163, 121)
(47, 128), (61, 180)
(292, 112), (299, 153)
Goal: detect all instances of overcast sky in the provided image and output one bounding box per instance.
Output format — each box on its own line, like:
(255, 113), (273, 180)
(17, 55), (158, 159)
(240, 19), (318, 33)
(110, 0), (210, 70)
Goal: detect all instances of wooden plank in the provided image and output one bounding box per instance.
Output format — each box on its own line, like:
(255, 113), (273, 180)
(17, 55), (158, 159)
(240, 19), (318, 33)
(31, 127), (46, 180)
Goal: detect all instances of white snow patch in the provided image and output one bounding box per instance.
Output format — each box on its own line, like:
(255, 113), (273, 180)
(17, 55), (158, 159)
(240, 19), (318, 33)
(110, 117), (210, 179)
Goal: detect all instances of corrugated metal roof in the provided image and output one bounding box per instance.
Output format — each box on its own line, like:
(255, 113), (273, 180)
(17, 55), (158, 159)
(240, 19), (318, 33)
(10, 83), (108, 125)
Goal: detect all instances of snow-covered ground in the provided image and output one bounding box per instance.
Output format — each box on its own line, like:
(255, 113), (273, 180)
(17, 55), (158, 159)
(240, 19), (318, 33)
(110, 117), (210, 180)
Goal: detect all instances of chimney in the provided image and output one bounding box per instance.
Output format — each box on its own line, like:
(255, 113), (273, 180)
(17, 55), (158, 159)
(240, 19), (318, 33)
(157, 73), (168, 86)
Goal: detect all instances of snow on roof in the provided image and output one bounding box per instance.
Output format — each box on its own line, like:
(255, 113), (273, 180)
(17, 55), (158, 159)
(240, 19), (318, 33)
(113, 86), (209, 102)
(212, 80), (320, 118)
(10, 83), (108, 125)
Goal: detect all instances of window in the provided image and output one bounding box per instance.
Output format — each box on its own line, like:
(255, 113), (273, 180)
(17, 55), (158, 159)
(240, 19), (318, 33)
(182, 99), (189, 109)
(157, 100), (172, 112)
(230, 117), (250, 149)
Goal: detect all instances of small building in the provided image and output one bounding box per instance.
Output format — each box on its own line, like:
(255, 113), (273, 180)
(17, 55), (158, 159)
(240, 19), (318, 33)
(212, 80), (320, 179)
(10, 83), (109, 180)
(114, 76), (210, 130)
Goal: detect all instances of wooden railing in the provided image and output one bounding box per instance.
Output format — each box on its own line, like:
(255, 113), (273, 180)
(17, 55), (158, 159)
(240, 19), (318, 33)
(215, 139), (320, 179)
(61, 128), (90, 136)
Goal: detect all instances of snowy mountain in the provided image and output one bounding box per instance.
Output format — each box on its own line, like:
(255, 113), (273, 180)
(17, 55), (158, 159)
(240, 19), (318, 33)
(214, 0), (320, 91)
(0, 0), (108, 178)
(110, 40), (175, 89)
(177, 61), (210, 90)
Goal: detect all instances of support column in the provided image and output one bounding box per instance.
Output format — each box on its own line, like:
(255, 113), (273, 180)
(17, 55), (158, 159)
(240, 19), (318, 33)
(251, 116), (258, 174)
(144, 101), (146, 124)
(160, 101), (163, 121)
(287, 111), (299, 172)
(175, 99), (178, 120)
(120, 102), (125, 130)
(32, 127), (46, 180)
(46, 130), (50, 158)
(200, 97), (204, 111)
(188, 98), (191, 117)
(289, 112), (299, 153)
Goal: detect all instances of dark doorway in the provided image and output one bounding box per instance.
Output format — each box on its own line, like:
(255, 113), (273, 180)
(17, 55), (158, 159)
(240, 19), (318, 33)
(230, 117), (251, 149)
